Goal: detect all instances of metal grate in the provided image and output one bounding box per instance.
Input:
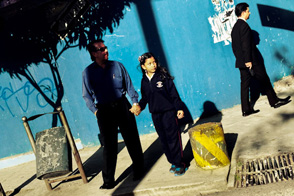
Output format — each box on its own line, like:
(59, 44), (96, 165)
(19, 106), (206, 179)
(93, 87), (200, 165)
(235, 153), (294, 188)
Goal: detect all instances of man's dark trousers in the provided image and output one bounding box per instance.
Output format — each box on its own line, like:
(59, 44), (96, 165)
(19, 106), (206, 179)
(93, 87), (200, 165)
(96, 96), (144, 184)
(239, 64), (278, 112)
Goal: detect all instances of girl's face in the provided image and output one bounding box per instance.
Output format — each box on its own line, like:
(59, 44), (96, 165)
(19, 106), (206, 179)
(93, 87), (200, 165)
(142, 57), (157, 75)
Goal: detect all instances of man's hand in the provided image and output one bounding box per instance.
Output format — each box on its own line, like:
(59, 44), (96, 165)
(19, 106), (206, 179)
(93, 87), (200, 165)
(177, 110), (184, 119)
(245, 62), (252, 69)
(94, 110), (98, 116)
(130, 105), (141, 116)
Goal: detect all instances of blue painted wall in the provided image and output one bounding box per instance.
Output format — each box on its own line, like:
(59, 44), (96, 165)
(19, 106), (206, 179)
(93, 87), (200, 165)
(1, 0), (294, 159)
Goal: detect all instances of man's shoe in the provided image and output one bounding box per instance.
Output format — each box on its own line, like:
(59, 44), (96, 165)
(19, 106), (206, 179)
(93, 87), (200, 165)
(273, 99), (291, 108)
(242, 109), (260, 117)
(99, 182), (115, 189)
(278, 96), (291, 102)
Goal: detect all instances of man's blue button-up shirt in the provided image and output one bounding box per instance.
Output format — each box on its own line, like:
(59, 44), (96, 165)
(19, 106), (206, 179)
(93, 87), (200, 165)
(82, 60), (139, 113)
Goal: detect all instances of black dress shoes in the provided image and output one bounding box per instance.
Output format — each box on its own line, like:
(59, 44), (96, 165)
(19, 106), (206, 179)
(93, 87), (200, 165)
(242, 109), (260, 117)
(99, 182), (115, 189)
(273, 99), (291, 108)
(278, 96), (291, 102)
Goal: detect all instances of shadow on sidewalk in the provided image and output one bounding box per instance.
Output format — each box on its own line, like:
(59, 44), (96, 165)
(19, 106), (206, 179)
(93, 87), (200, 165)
(112, 101), (240, 194)
(112, 138), (163, 195)
(83, 142), (126, 182)
(53, 142), (126, 189)
(5, 142), (126, 194)
(8, 174), (36, 196)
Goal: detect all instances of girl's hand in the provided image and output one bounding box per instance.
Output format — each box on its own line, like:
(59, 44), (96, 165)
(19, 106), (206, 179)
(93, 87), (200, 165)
(177, 110), (184, 119)
(130, 105), (141, 116)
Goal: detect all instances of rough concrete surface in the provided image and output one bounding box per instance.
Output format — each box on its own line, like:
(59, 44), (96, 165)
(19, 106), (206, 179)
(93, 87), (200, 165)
(1, 75), (294, 196)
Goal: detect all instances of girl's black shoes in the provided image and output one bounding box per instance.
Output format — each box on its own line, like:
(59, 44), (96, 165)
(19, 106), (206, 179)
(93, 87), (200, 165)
(174, 167), (188, 176)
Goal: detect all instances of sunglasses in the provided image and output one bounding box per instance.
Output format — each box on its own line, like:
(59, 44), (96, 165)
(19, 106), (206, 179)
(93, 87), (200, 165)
(94, 46), (108, 52)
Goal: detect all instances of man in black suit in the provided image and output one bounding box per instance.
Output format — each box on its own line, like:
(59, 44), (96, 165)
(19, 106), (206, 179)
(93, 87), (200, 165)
(231, 2), (291, 117)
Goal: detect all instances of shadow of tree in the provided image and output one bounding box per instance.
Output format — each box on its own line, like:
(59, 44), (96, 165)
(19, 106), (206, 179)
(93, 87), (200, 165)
(235, 111), (294, 158)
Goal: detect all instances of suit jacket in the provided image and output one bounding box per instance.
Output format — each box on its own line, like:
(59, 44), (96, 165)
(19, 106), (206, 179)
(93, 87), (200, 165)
(231, 19), (261, 68)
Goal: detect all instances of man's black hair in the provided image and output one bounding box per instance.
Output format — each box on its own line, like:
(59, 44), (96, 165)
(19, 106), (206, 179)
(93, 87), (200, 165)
(235, 2), (249, 17)
(87, 39), (104, 52)
(87, 39), (104, 61)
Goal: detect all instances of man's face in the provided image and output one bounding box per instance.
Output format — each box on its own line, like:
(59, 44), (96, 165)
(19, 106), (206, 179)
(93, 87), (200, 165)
(92, 42), (109, 62)
(243, 7), (250, 20)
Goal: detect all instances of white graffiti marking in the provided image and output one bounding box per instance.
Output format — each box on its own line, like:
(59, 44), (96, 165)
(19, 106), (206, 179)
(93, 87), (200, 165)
(208, 0), (237, 45)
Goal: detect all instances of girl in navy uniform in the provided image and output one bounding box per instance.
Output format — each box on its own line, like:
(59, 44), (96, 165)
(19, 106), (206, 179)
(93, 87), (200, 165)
(132, 52), (187, 176)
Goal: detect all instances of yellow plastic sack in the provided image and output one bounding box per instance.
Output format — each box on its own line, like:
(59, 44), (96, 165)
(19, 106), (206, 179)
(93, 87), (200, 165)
(188, 122), (230, 169)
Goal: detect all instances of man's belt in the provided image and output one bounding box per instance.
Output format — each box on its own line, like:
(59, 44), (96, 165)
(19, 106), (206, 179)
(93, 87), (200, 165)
(96, 96), (125, 109)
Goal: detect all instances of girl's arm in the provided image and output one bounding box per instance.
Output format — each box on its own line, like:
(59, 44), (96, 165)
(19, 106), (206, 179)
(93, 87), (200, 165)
(167, 79), (185, 119)
(166, 78), (183, 111)
(139, 81), (148, 111)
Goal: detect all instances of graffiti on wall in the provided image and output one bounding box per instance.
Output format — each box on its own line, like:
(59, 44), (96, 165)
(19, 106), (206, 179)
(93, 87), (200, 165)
(208, 0), (237, 45)
(0, 78), (56, 117)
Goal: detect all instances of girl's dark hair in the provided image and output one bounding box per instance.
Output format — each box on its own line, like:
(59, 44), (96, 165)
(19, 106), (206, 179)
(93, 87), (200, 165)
(138, 52), (174, 80)
(235, 2), (249, 17)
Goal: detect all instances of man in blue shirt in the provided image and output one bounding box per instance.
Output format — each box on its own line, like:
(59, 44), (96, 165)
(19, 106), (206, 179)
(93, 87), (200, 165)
(82, 39), (144, 189)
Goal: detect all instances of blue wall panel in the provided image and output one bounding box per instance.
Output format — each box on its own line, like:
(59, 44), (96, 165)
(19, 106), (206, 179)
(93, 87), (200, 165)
(1, 0), (294, 159)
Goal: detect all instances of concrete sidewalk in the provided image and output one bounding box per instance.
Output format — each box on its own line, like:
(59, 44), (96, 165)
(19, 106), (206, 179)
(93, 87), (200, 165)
(1, 76), (294, 196)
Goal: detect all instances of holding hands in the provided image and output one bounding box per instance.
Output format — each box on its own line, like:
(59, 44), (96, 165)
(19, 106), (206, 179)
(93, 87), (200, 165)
(130, 104), (141, 116)
(130, 106), (184, 119)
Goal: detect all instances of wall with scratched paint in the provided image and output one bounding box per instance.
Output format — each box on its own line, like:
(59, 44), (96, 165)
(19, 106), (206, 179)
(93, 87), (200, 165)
(1, 0), (294, 159)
